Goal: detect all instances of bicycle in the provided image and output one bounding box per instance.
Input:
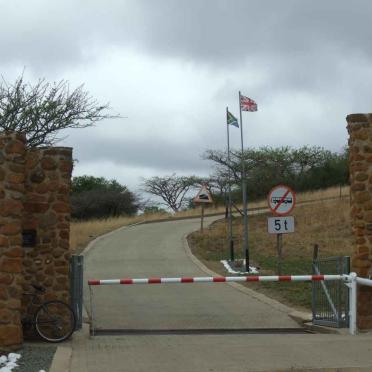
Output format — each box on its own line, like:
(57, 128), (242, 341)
(22, 284), (76, 343)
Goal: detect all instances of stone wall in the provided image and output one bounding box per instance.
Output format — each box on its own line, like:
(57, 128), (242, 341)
(0, 131), (72, 351)
(22, 147), (73, 305)
(0, 133), (26, 351)
(347, 113), (372, 329)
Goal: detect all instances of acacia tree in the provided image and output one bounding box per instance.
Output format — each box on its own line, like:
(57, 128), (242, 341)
(141, 174), (199, 212)
(204, 146), (349, 199)
(0, 75), (118, 147)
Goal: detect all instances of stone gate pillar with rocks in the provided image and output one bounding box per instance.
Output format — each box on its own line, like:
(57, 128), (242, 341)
(347, 113), (372, 330)
(22, 147), (73, 305)
(0, 133), (26, 351)
(0, 131), (72, 351)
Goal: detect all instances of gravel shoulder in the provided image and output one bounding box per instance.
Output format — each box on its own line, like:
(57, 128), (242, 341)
(16, 343), (57, 372)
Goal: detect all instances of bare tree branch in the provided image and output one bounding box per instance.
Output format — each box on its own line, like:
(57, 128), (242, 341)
(0, 75), (120, 147)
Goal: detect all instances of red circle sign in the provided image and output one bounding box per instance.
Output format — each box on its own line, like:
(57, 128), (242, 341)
(267, 184), (296, 216)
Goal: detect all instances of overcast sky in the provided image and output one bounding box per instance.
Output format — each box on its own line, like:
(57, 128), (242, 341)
(1, 0), (371, 192)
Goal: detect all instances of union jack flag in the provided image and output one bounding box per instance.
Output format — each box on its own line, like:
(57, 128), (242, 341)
(240, 95), (257, 112)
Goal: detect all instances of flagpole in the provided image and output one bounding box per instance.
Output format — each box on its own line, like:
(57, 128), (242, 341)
(226, 107), (234, 262)
(239, 91), (250, 273)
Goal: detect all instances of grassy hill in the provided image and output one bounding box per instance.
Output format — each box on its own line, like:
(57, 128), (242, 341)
(187, 193), (352, 310)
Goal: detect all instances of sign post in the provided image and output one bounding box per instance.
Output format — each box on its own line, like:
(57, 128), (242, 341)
(267, 185), (296, 275)
(277, 233), (283, 275)
(193, 185), (213, 233)
(200, 204), (205, 232)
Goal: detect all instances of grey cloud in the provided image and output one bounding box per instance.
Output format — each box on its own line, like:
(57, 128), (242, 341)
(2, 0), (372, 70)
(66, 133), (213, 174)
(0, 0), (370, 190)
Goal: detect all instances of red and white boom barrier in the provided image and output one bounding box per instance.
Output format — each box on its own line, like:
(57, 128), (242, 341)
(88, 274), (344, 286)
(88, 273), (372, 336)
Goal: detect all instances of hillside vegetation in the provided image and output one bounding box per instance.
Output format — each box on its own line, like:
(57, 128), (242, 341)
(70, 185), (349, 253)
(187, 190), (352, 310)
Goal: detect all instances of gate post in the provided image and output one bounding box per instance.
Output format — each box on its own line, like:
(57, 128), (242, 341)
(346, 113), (372, 330)
(0, 133), (26, 351)
(70, 255), (84, 330)
(347, 272), (358, 335)
(89, 285), (95, 337)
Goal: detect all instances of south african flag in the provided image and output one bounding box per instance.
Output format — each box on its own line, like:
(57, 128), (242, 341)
(227, 110), (239, 128)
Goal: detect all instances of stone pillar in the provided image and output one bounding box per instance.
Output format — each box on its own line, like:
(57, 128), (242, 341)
(22, 147), (73, 305)
(346, 113), (372, 329)
(0, 132), (25, 351)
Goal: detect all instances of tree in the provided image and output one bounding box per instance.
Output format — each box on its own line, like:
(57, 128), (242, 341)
(141, 174), (199, 212)
(71, 175), (138, 219)
(72, 175), (126, 193)
(204, 146), (349, 200)
(0, 75), (118, 147)
(71, 190), (138, 219)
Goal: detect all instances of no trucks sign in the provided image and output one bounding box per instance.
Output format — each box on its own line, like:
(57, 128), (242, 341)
(267, 184), (296, 216)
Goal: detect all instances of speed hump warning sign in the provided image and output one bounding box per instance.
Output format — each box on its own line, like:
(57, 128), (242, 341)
(193, 185), (213, 204)
(267, 184), (296, 216)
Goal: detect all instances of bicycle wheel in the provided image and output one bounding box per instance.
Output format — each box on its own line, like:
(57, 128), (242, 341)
(34, 300), (76, 342)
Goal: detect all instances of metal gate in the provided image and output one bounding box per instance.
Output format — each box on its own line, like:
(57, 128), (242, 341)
(70, 254), (84, 330)
(312, 253), (350, 328)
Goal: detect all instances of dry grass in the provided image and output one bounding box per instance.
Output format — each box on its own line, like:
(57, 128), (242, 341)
(188, 192), (352, 263)
(70, 216), (143, 252)
(187, 196), (352, 310)
(249, 198), (352, 258)
(296, 185), (349, 203)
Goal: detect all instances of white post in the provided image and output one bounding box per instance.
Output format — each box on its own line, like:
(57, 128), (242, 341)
(347, 272), (358, 335)
(89, 285), (95, 337)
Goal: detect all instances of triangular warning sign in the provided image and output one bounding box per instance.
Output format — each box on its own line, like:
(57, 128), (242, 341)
(193, 185), (213, 204)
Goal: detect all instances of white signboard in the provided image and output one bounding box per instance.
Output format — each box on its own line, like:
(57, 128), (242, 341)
(268, 216), (295, 234)
(267, 184), (296, 216)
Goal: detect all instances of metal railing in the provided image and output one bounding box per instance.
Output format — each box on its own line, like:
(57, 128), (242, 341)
(312, 254), (350, 328)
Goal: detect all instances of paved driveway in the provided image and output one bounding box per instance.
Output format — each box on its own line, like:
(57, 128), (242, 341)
(84, 217), (298, 330)
(70, 217), (372, 372)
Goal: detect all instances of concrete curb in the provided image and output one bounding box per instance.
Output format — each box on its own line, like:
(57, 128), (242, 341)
(48, 324), (91, 372)
(302, 322), (346, 335)
(81, 221), (145, 256)
(49, 344), (72, 372)
(182, 231), (348, 332)
(266, 368), (372, 372)
(182, 232), (298, 317)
